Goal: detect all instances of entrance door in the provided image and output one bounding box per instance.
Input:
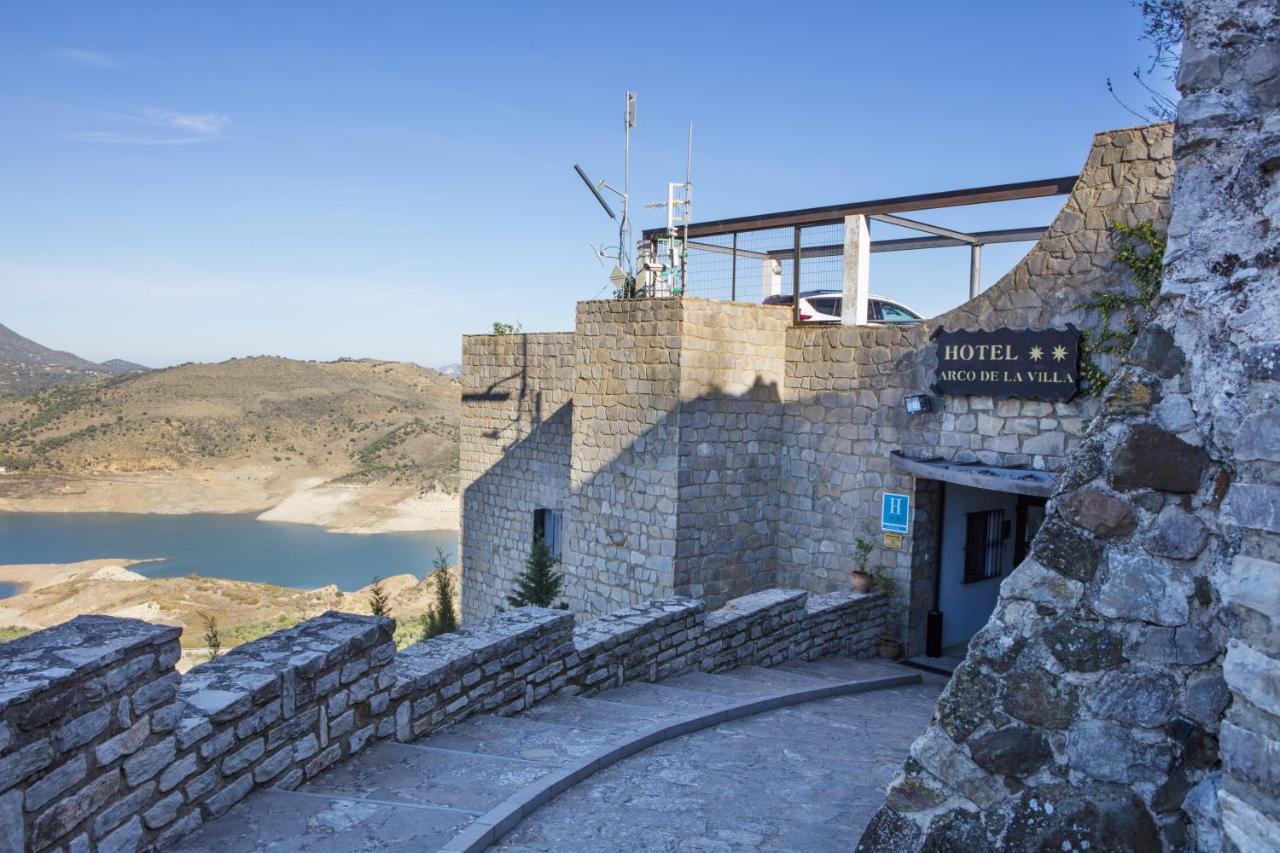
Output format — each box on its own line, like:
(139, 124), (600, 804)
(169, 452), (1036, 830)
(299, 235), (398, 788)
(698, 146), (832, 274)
(936, 484), (1020, 651)
(1013, 494), (1048, 565)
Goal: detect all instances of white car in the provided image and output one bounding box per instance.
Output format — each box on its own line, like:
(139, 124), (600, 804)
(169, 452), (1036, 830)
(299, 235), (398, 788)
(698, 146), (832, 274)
(763, 290), (922, 324)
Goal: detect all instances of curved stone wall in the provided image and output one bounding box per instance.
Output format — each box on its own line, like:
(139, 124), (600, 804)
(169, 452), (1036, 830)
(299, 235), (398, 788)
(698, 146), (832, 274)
(779, 123), (1175, 649)
(858, 0), (1279, 848)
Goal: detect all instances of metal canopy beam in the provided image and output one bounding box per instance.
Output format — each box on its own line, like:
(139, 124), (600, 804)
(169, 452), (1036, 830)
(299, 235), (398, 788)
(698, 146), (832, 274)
(870, 213), (976, 244)
(686, 240), (770, 260)
(753, 226), (1049, 260)
(870, 226), (1048, 253)
(641, 175), (1077, 241)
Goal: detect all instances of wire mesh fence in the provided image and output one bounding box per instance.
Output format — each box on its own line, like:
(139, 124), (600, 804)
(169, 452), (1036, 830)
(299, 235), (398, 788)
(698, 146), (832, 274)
(679, 223), (845, 311)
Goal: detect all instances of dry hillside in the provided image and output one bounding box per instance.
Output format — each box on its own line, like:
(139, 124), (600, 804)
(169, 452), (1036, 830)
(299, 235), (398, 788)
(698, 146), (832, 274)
(0, 357), (462, 528)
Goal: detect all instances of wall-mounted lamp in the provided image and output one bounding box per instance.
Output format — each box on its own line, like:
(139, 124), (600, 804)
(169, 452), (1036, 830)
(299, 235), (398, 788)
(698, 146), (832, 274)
(904, 394), (932, 414)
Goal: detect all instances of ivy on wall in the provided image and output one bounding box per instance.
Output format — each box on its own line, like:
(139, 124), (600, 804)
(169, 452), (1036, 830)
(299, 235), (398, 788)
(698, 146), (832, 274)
(1078, 220), (1167, 394)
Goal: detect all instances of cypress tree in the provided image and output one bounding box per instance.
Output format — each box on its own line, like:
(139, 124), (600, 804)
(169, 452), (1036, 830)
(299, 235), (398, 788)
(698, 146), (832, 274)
(507, 537), (566, 609)
(422, 548), (459, 637)
(368, 576), (391, 618)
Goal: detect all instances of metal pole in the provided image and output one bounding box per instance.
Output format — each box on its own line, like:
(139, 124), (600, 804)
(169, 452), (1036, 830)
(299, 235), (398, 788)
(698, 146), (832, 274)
(731, 233), (738, 301)
(793, 226), (802, 326)
(969, 243), (982, 299)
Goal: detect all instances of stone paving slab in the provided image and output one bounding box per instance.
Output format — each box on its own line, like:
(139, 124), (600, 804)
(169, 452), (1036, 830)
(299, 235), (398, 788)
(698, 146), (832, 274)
(167, 789), (472, 852)
(421, 715), (624, 766)
(574, 681), (734, 712)
(515, 695), (683, 732)
(300, 742), (551, 813)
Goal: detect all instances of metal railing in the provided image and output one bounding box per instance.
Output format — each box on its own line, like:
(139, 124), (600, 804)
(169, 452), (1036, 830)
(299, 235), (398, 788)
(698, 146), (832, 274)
(639, 176), (1076, 325)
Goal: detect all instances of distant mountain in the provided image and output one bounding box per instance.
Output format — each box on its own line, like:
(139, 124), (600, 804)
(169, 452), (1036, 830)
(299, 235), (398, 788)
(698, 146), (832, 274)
(100, 358), (150, 374)
(435, 363), (462, 379)
(0, 322), (148, 395)
(0, 355), (461, 494)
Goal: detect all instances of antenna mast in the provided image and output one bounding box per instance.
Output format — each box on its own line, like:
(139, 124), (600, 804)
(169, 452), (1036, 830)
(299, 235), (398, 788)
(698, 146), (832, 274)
(621, 92), (635, 276)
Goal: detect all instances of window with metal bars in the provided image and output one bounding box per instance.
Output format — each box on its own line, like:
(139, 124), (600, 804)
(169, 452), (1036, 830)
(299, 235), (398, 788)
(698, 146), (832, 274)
(533, 508), (563, 560)
(963, 509), (1008, 583)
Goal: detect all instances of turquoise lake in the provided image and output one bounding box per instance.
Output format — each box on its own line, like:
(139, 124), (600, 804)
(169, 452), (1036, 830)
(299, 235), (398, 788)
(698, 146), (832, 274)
(0, 512), (458, 597)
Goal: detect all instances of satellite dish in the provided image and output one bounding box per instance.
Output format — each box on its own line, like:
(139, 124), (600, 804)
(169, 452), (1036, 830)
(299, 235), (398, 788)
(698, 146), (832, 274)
(574, 164), (616, 220)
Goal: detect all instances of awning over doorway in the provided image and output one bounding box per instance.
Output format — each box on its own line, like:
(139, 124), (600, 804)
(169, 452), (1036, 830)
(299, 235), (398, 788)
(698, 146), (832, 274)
(889, 451), (1057, 497)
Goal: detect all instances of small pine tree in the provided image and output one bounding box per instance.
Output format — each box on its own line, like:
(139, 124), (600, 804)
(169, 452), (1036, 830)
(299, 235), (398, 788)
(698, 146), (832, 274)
(507, 537), (566, 609)
(368, 577), (391, 618)
(420, 549), (460, 639)
(200, 612), (222, 661)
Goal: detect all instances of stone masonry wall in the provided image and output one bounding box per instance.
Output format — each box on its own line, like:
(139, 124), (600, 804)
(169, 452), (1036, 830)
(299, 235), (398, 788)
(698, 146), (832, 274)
(780, 123), (1174, 652)
(858, 1), (1279, 849)
(0, 616), (180, 853)
(563, 299), (686, 615)
(459, 332), (575, 620)
(1, 585), (882, 852)
(675, 299), (789, 604)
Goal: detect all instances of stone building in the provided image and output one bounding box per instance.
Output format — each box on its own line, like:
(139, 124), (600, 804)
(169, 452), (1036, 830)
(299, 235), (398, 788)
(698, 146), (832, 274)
(460, 120), (1175, 672)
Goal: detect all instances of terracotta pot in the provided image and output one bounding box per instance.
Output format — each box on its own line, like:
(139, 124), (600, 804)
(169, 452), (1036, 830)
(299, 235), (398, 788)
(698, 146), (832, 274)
(878, 638), (904, 660)
(850, 570), (874, 593)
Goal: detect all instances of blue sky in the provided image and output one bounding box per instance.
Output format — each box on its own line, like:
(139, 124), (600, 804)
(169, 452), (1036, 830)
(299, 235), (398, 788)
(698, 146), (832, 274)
(0, 2), (1172, 368)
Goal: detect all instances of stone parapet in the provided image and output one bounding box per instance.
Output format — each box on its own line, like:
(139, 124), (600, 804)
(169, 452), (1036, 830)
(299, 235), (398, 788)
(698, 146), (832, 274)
(0, 616), (181, 853)
(2, 584), (884, 851)
(389, 607), (575, 740)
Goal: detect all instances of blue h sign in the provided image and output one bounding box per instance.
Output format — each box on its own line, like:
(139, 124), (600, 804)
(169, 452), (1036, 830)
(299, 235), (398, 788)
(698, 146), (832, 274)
(881, 492), (910, 534)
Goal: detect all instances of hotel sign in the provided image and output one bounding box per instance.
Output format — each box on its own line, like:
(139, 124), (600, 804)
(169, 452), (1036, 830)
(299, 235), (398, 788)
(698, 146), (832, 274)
(931, 326), (1081, 402)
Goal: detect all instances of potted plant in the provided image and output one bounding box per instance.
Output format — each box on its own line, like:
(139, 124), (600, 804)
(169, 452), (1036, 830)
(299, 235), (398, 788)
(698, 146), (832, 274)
(850, 538), (874, 593)
(878, 634), (904, 660)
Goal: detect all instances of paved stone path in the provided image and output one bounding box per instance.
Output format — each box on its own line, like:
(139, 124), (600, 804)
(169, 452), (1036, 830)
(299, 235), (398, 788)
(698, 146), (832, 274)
(493, 665), (945, 852)
(170, 658), (940, 852)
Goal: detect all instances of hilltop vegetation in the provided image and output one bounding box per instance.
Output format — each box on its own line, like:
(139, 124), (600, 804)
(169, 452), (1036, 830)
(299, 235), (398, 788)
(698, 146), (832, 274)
(0, 357), (462, 527)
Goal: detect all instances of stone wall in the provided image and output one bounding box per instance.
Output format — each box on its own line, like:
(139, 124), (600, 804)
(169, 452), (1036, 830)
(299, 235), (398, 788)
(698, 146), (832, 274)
(0, 585), (884, 851)
(0, 616), (180, 853)
(858, 1), (1279, 849)
(675, 299), (789, 603)
(779, 123), (1174, 652)
(459, 332), (575, 620)
(564, 300), (687, 615)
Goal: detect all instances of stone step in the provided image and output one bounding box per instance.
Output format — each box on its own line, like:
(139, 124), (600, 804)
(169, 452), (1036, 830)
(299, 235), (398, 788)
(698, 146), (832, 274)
(583, 680), (734, 713)
(421, 713), (628, 766)
(710, 663), (848, 691)
(165, 788), (473, 853)
(515, 694), (683, 732)
(660, 669), (797, 701)
(299, 740), (554, 814)
(777, 657), (908, 683)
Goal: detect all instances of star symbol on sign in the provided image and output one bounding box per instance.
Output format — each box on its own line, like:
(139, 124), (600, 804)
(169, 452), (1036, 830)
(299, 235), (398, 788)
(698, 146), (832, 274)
(1052, 345), (1069, 361)
(1029, 346), (1043, 361)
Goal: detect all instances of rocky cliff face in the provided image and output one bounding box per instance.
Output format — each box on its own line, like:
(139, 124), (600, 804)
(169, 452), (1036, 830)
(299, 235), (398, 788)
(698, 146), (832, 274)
(859, 0), (1280, 849)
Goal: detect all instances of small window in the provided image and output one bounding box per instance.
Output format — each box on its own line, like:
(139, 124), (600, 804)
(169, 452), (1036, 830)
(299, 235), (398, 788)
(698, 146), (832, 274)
(533, 508), (563, 560)
(963, 509), (1008, 583)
